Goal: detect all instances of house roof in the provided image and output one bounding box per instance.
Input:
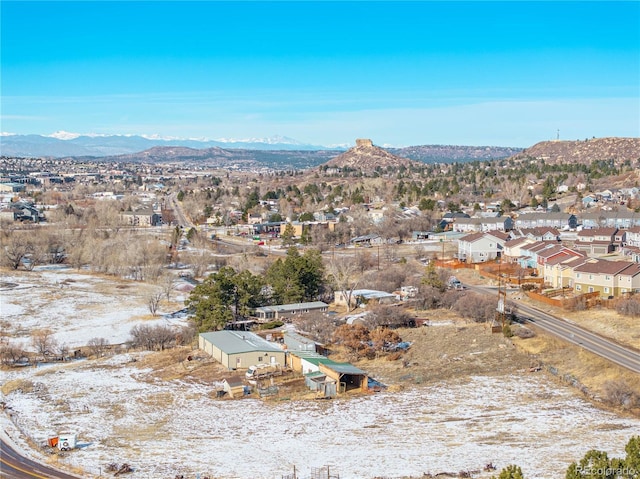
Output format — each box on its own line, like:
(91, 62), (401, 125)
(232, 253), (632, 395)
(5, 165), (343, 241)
(485, 231), (510, 241)
(573, 260), (636, 275)
(223, 376), (245, 387)
(199, 331), (283, 355)
(459, 232), (485, 243)
(577, 227), (618, 238)
(254, 301), (328, 314)
(350, 233), (381, 243)
(516, 227), (560, 238)
(320, 362), (367, 375)
(516, 212), (575, 221)
(349, 289), (396, 300)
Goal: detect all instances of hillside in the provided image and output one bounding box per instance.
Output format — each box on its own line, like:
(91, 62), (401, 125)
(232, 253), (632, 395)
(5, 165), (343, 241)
(510, 137), (640, 165)
(322, 138), (418, 171)
(390, 144), (522, 163)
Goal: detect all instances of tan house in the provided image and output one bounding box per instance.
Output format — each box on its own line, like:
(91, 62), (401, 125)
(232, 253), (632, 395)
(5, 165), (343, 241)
(199, 331), (285, 370)
(574, 228), (618, 255)
(572, 259), (640, 297)
(120, 205), (161, 226)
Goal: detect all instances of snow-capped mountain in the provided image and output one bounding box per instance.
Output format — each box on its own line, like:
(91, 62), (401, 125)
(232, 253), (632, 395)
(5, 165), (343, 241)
(0, 133), (334, 157)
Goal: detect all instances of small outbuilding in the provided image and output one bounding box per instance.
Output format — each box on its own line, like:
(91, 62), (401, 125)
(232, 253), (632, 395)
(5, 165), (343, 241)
(319, 362), (368, 393)
(222, 376), (246, 398)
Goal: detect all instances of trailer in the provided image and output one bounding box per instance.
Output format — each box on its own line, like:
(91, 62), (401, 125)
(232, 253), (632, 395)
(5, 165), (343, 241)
(58, 432), (77, 451)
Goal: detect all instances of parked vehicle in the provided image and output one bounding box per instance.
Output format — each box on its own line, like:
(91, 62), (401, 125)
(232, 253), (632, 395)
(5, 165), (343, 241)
(245, 363), (282, 381)
(58, 432), (77, 451)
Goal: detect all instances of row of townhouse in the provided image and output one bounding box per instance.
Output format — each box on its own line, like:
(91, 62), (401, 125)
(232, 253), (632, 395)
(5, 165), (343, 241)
(457, 229), (640, 297)
(446, 210), (639, 236)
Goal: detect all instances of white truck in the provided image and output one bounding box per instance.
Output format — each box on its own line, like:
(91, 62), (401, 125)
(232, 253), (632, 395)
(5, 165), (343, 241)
(245, 363), (283, 381)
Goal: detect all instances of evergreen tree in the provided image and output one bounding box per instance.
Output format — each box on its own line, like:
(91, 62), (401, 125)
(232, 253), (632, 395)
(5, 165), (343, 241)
(492, 465), (525, 479)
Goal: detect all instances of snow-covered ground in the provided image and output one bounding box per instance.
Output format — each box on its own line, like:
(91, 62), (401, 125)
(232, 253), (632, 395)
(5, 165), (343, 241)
(1, 268), (639, 479)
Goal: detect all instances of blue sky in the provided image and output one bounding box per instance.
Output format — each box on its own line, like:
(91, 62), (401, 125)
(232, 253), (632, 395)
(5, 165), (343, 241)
(1, 1), (639, 147)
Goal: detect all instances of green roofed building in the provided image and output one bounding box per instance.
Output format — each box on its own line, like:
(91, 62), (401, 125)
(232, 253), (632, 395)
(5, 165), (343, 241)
(199, 330), (285, 370)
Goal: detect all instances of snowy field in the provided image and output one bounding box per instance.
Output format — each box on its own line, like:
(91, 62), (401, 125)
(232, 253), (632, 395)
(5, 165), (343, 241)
(1, 268), (639, 479)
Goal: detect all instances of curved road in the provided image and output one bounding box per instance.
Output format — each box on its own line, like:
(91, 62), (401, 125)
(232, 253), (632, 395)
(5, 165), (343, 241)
(466, 284), (640, 374)
(1, 435), (82, 479)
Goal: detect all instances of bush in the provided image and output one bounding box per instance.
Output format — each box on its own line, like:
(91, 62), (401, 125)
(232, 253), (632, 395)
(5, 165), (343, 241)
(258, 320), (284, 330)
(513, 327), (536, 339)
(452, 293), (497, 323)
(616, 298), (640, 317)
(520, 283), (538, 292)
(602, 379), (639, 409)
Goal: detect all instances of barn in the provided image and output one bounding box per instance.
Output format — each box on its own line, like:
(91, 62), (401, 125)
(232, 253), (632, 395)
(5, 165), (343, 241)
(199, 331), (285, 370)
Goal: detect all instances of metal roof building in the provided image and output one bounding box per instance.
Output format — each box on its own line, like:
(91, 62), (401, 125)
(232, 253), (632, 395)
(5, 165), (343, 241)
(254, 301), (328, 321)
(199, 330), (285, 370)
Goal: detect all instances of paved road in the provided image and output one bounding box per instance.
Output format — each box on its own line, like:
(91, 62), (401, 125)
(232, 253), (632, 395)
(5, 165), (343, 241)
(167, 192), (191, 228)
(465, 284), (640, 374)
(0, 437), (82, 479)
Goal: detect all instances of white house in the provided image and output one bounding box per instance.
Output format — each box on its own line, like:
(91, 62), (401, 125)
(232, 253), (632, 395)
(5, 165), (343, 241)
(457, 232), (505, 263)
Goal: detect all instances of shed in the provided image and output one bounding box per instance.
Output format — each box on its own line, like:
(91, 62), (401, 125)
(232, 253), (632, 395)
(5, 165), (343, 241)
(222, 376), (246, 398)
(304, 371), (338, 399)
(319, 362), (368, 392)
(199, 330), (285, 370)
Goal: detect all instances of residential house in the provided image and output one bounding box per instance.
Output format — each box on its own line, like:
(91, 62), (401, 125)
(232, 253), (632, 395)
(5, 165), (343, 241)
(334, 289), (397, 308)
(253, 301), (328, 322)
(0, 182), (26, 193)
(199, 330), (285, 370)
(572, 260), (640, 297)
(544, 255), (588, 289)
(503, 237), (536, 263)
(350, 233), (383, 246)
(622, 227), (640, 262)
(252, 221), (283, 235)
(514, 212), (577, 230)
(580, 210), (640, 229)
(536, 246), (584, 287)
(574, 227), (619, 255)
(120, 205), (161, 226)
(438, 212), (470, 231)
(457, 232), (505, 263)
(582, 196), (597, 209)
(511, 227), (560, 242)
(517, 241), (557, 269)
(452, 216), (513, 233)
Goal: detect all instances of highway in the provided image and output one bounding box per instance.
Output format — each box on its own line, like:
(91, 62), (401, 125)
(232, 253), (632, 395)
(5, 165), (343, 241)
(0, 436), (82, 479)
(465, 284), (640, 375)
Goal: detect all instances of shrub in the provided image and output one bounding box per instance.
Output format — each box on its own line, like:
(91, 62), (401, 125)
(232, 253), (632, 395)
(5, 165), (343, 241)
(616, 298), (640, 317)
(602, 379), (639, 409)
(259, 320), (284, 330)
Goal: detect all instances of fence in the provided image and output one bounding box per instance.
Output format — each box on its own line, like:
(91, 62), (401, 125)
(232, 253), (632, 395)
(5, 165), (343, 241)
(526, 290), (600, 310)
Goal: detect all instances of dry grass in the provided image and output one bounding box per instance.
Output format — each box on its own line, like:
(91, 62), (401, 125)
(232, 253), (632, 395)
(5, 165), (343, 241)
(513, 332), (640, 417)
(562, 307), (640, 350)
(1, 378), (35, 395)
(353, 315), (533, 387)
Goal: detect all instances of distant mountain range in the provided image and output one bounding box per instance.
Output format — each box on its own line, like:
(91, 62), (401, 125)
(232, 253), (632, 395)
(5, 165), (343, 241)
(0, 133), (524, 168)
(0, 133), (332, 157)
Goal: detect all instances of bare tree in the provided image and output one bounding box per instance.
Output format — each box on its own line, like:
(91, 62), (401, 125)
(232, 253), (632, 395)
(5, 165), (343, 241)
(0, 341), (28, 365)
(148, 291), (163, 317)
(326, 257), (362, 312)
(158, 274), (178, 303)
(87, 337), (110, 357)
(31, 329), (59, 360)
(1, 231), (32, 269)
(130, 324), (178, 351)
